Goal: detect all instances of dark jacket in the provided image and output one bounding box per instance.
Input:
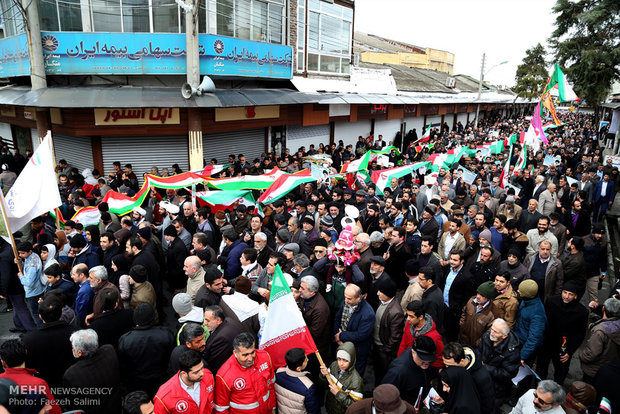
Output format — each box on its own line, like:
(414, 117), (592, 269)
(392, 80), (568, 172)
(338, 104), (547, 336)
(477, 330), (520, 400)
(301, 293), (331, 357)
(345, 398), (417, 414)
(203, 318), (241, 374)
(166, 236), (189, 289)
(419, 217), (439, 243)
(462, 346), (494, 414)
(334, 298), (375, 375)
(439, 266), (475, 314)
(101, 243), (120, 280)
(523, 254), (564, 300)
(382, 347), (438, 406)
(22, 320), (78, 388)
(384, 242), (411, 290)
(562, 210), (591, 237)
(514, 297), (547, 360)
(117, 325), (175, 396)
(422, 285), (445, 334)
(582, 234), (607, 278)
(561, 251), (587, 289)
(223, 240), (249, 280)
(543, 295), (588, 356)
(194, 285), (222, 309)
(378, 299), (406, 358)
(89, 308), (134, 349)
(62, 344), (122, 414)
(518, 209), (542, 233)
(71, 244), (100, 269)
(131, 249), (161, 291)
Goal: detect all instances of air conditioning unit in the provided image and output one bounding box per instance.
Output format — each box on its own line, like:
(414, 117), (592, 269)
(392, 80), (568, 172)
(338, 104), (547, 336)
(445, 77), (456, 88)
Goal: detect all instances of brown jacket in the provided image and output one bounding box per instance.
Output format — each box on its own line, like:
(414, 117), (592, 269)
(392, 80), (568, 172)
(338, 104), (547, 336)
(378, 299), (406, 358)
(523, 253), (564, 300)
(492, 285), (519, 329)
(459, 297), (496, 347)
(301, 293), (331, 357)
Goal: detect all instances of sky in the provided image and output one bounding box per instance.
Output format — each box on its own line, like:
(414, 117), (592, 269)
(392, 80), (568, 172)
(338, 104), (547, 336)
(354, 0), (558, 88)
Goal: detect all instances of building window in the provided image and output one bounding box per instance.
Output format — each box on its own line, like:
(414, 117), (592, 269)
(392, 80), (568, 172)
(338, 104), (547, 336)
(301, 0), (352, 75)
(37, 0), (83, 31)
(205, 0), (284, 44)
(0, 0), (26, 36)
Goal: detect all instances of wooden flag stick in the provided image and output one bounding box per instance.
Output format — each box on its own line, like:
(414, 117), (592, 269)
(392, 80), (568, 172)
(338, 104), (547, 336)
(0, 192), (23, 274)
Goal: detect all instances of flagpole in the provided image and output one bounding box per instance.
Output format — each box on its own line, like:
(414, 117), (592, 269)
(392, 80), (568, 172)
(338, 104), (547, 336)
(0, 191), (23, 274)
(43, 130), (62, 229)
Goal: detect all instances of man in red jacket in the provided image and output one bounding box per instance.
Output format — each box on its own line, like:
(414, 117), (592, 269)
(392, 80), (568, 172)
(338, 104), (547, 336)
(154, 349), (215, 414)
(215, 332), (276, 414)
(0, 339), (61, 414)
(397, 300), (444, 369)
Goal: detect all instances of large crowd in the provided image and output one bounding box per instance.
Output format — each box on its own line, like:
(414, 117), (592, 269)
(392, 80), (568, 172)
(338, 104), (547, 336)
(0, 111), (618, 414)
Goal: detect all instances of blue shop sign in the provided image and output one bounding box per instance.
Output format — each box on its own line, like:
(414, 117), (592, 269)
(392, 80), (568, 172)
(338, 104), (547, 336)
(0, 32), (292, 79)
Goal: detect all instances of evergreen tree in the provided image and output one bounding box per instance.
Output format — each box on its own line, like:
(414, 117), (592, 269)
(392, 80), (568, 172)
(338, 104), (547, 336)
(549, 0), (620, 105)
(514, 43), (548, 99)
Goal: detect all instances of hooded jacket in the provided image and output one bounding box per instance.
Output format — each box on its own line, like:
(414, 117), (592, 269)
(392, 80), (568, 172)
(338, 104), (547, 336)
(580, 317), (620, 377)
(334, 297), (375, 374)
(321, 342), (363, 414)
(397, 315), (444, 369)
(42, 243), (59, 271)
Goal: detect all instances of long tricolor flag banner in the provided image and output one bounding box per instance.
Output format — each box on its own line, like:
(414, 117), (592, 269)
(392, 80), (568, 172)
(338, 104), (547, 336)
(257, 170), (315, 205)
(259, 264), (317, 368)
(206, 168), (287, 190)
(371, 162), (430, 195)
(196, 190), (256, 211)
(202, 164), (231, 177)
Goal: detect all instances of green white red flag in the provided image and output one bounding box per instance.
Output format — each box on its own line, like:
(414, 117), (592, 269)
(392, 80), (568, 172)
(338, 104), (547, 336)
(371, 162), (430, 195)
(543, 63), (579, 102)
(71, 206), (102, 226)
(196, 190), (257, 212)
(259, 264), (317, 368)
(206, 168), (287, 190)
(202, 164), (231, 177)
(258, 170), (315, 205)
(412, 125), (432, 144)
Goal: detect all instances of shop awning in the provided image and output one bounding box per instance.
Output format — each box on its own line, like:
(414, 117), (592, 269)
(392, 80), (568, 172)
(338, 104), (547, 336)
(0, 85), (329, 108)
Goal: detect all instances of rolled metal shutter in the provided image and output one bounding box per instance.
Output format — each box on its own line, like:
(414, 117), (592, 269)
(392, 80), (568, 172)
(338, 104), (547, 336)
(374, 119), (402, 144)
(53, 134), (94, 174)
(444, 114), (455, 130)
(203, 128), (265, 165)
(334, 120), (372, 148)
(287, 124), (330, 154)
(101, 135), (189, 184)
(426, 116), (442, 128)
(0, 123), (14, 152)
(457, 113), (468, 126)
(31, 129), (39, 151)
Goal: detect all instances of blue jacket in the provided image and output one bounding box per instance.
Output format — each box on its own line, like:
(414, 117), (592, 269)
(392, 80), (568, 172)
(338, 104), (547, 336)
(224, 240), (249, 280)
(72, 245), (100, 269)
(20, 253), (45, 298)
(334, 298), (375, 374)
(514, 297), (547, 360)
(74, 281), (94, 325)
(593, 179), (615, 205)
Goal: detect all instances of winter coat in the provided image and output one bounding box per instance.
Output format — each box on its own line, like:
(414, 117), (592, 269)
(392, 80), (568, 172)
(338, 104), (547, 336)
(275, 367), (320, 414)
(497, 260), (530, 291)
(477, 330), (520, 400)
(462, 347), (494, 414)
(382, 345), (438, 407)
(334, 298), (375, 375)
(514, 297), (547, 360)
(376, 299), (405, 359)
(543, 295), (588, 357)
(582, 234), (607, 278)
(301, 293), (331, 357)
(561, 251), (587, 289)
(523, 254), (564, 300)
(321, 342), (364, 414)
(397, 316), (444, 369)
(421, 284), (445, 334)
(492, 284), (519, 329)
(459, 297), (497, 348)
(580, 317), (620, 378)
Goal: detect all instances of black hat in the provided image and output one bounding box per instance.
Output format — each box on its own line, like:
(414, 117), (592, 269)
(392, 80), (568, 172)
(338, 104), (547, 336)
(507, 247), (522, 261)
(592, 223), (605, 234)
(133, 302), (155, 326)
(367, 204), (380, 213)
(129, 265), (148, 283)
(69, 235), (86, 249)
(376, 278), (397, 299)
(164, 225), (177, 237)
(101, 212), (112, 223)
(315, 238), (328, 248)
(301, 216), (315, 227)
(562, 280), (581, 294)
(412, 336), (437, 363)
(137, 226), (152, 241)
(370, 255), (386, 266)
(405, 259), (419, 277)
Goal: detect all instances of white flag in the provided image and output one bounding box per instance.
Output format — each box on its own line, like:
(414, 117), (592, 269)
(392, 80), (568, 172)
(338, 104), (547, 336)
(5, 132), (61, 230)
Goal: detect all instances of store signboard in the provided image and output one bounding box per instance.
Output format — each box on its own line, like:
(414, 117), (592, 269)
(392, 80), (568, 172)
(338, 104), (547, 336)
(0, 32), (293, 79)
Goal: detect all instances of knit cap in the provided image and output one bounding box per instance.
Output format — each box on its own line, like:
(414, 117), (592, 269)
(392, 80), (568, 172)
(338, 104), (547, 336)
(518, 279), (539, 299)
(172, 293), (193, 315)
(477, 281), (496, 300)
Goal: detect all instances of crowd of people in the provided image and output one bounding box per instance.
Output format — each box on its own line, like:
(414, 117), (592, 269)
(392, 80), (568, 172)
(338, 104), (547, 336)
(0, 111), (618, 414)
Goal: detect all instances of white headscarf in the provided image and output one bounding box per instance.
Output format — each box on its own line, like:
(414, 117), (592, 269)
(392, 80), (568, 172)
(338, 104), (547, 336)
(43, 243), (59, 270)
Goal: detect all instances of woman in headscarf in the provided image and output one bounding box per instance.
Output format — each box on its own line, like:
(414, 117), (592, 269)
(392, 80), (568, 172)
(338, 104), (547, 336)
(111, 254), (131, 309)
(40, 244), (58, 272)
(54, 230), (70, 272)
(439, 366), (481, 414)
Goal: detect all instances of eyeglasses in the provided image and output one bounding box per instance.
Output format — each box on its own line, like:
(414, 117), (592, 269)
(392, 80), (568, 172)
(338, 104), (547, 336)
(533, 391), (553, 406)
(314, 249), (325, 253)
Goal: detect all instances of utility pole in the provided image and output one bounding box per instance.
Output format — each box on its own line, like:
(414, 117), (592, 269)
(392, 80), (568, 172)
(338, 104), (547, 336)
(24, 0), (51, 142)
(474, 53), (486, 130)
(184, 0), (204, 171)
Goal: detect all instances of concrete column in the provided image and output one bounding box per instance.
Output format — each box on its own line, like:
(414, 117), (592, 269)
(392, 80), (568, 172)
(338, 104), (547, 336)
(188, 108), (204, 170)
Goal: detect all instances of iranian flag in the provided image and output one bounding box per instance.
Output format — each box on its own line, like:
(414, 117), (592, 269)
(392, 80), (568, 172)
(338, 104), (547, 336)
(258, 170), (315, 205)
(488, 140), (504, 154)
(499, 145), (514, 189)
(206, 168), (287, 190)
(259, 264), (317, 368)
(414, 125), (432, 144)
(371, 162), (429, 195)
(515, 143), (527, 171)
(146, 172), (205, 189)
(71, 206), (102, 226)
(202, 164), (231, 177)
(196, 190), (256, 212)
(544, 63), (579, 102)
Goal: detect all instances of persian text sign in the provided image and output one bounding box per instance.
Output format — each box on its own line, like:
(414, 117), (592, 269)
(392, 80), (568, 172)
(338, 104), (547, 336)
(40, 32), (292, 79)
(94, 108), (180, 125)
(0, 34), (30, 77)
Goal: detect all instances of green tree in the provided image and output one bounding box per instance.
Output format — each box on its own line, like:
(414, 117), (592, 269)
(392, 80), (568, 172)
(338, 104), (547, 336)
(514, 43), (548, 99)
(549, 0), (620, 105)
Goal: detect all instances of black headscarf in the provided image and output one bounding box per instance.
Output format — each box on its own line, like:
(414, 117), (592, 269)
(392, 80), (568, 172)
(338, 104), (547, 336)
(110, 254), (130, 287)
(440, 366), (481, 414)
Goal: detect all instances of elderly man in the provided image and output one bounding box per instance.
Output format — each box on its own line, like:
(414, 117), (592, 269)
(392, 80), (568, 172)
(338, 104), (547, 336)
(523, 240), (563, 301)
(459, 281), (497, 347)
(497, 195), (522, 222)
(63, 329), (122, 413)
(183, 256), (206, 302)
(86, 265), (122, 324)
(518, 199), (542, 234)
(203, 305), (240, 375)
(580, 297), (620, 383)
(511, 380), (566, 414)
(254, 231), (273, 268)
(477, 319), (520, 409)
(300, 275), (331, 359)
(333, 284), (375, 375)
(537, 183), (558, 216)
